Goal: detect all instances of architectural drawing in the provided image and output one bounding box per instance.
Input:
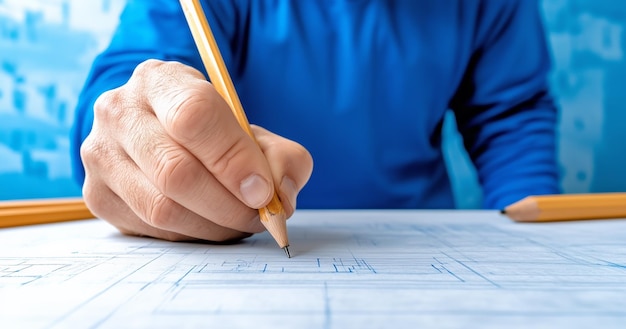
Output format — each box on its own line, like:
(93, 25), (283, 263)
(1, 211), (625, 328)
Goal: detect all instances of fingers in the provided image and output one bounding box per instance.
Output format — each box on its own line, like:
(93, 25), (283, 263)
(252, 125), (314, 217)
(84, 177), (193, 241)
(129, 60), (275, 210)
(82, 59), (313, 242)
(91, 85), (265, 234)
(81, 134), (257, 241)
(98, 89), (263, 232)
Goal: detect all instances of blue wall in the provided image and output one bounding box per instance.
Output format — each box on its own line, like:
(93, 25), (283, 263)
(0, 0), (125, 200)
(0, 0), (625, 207)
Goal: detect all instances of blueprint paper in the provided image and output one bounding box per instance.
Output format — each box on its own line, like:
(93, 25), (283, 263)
(1, 210), (626, 329)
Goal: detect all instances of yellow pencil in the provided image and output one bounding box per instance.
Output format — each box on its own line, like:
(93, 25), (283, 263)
(179, 0), (290, 257)
(0, 198), (94, 228)
(501, 193), (626, 222)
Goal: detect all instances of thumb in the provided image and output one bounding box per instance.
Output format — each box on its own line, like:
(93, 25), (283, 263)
(135, 60), (275, 209)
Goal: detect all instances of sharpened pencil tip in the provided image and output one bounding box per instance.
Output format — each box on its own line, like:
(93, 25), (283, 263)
(283, 246), (291, 258)
(500, 209), (506, 214)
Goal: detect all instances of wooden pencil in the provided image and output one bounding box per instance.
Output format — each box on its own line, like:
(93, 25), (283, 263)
(501, 193), (626, 222)
(179, 0), (290, 256)
(0, 198), (94, 228)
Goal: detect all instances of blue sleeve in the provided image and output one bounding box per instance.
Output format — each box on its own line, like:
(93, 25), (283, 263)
(449, 0), (560, 209)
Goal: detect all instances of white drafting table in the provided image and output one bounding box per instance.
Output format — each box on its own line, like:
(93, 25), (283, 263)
(1, 210), (626, 329)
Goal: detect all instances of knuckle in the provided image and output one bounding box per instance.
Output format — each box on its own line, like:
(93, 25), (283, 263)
(93, 89), (126, 124)
(167, 91), (205, 138)
(79, 135), (107, 169)
(133, 60), (197, 85)
(152, 145), (195, 196)
(128, 59), (166, 94)
(144, 193), (178, 229)
(134, 58), (165, 75)
(131, 60), (217, 145)
(165, 85), (217, 143)
(209, 135), (250, 177)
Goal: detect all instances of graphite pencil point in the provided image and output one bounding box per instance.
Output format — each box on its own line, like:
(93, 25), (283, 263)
(283, 246), (291, 258)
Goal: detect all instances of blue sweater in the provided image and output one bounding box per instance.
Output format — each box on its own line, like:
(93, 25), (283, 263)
(71, 0), (560, 210)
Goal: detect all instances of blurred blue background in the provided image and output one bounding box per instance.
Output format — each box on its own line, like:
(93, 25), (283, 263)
(0, 0), (624, 207)
(0, 0), (125, 200)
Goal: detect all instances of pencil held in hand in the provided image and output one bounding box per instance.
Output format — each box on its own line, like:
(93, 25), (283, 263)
(502, 193), (626, 222)
(179, 0), (290, 256)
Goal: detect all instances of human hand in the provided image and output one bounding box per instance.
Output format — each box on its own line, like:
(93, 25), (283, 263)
(80, 60), (313, 242)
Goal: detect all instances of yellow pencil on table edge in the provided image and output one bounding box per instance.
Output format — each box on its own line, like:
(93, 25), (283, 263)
(501, 192), (626, 222)
(179, 0), (291, 257)
(0, 198), (94, 228)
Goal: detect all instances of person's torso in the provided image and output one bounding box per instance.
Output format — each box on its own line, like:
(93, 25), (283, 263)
(204, 0), (480, 208)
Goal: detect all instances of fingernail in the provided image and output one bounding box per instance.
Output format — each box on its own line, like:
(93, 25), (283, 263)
(280, 176), (298, 210)
(240, 174), (271, 208)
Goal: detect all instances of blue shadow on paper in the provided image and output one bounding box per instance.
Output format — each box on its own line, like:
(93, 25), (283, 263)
(0, 0), (625, 207)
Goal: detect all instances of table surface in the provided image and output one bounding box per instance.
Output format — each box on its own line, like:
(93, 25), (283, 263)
(1, 210), (626, 329)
